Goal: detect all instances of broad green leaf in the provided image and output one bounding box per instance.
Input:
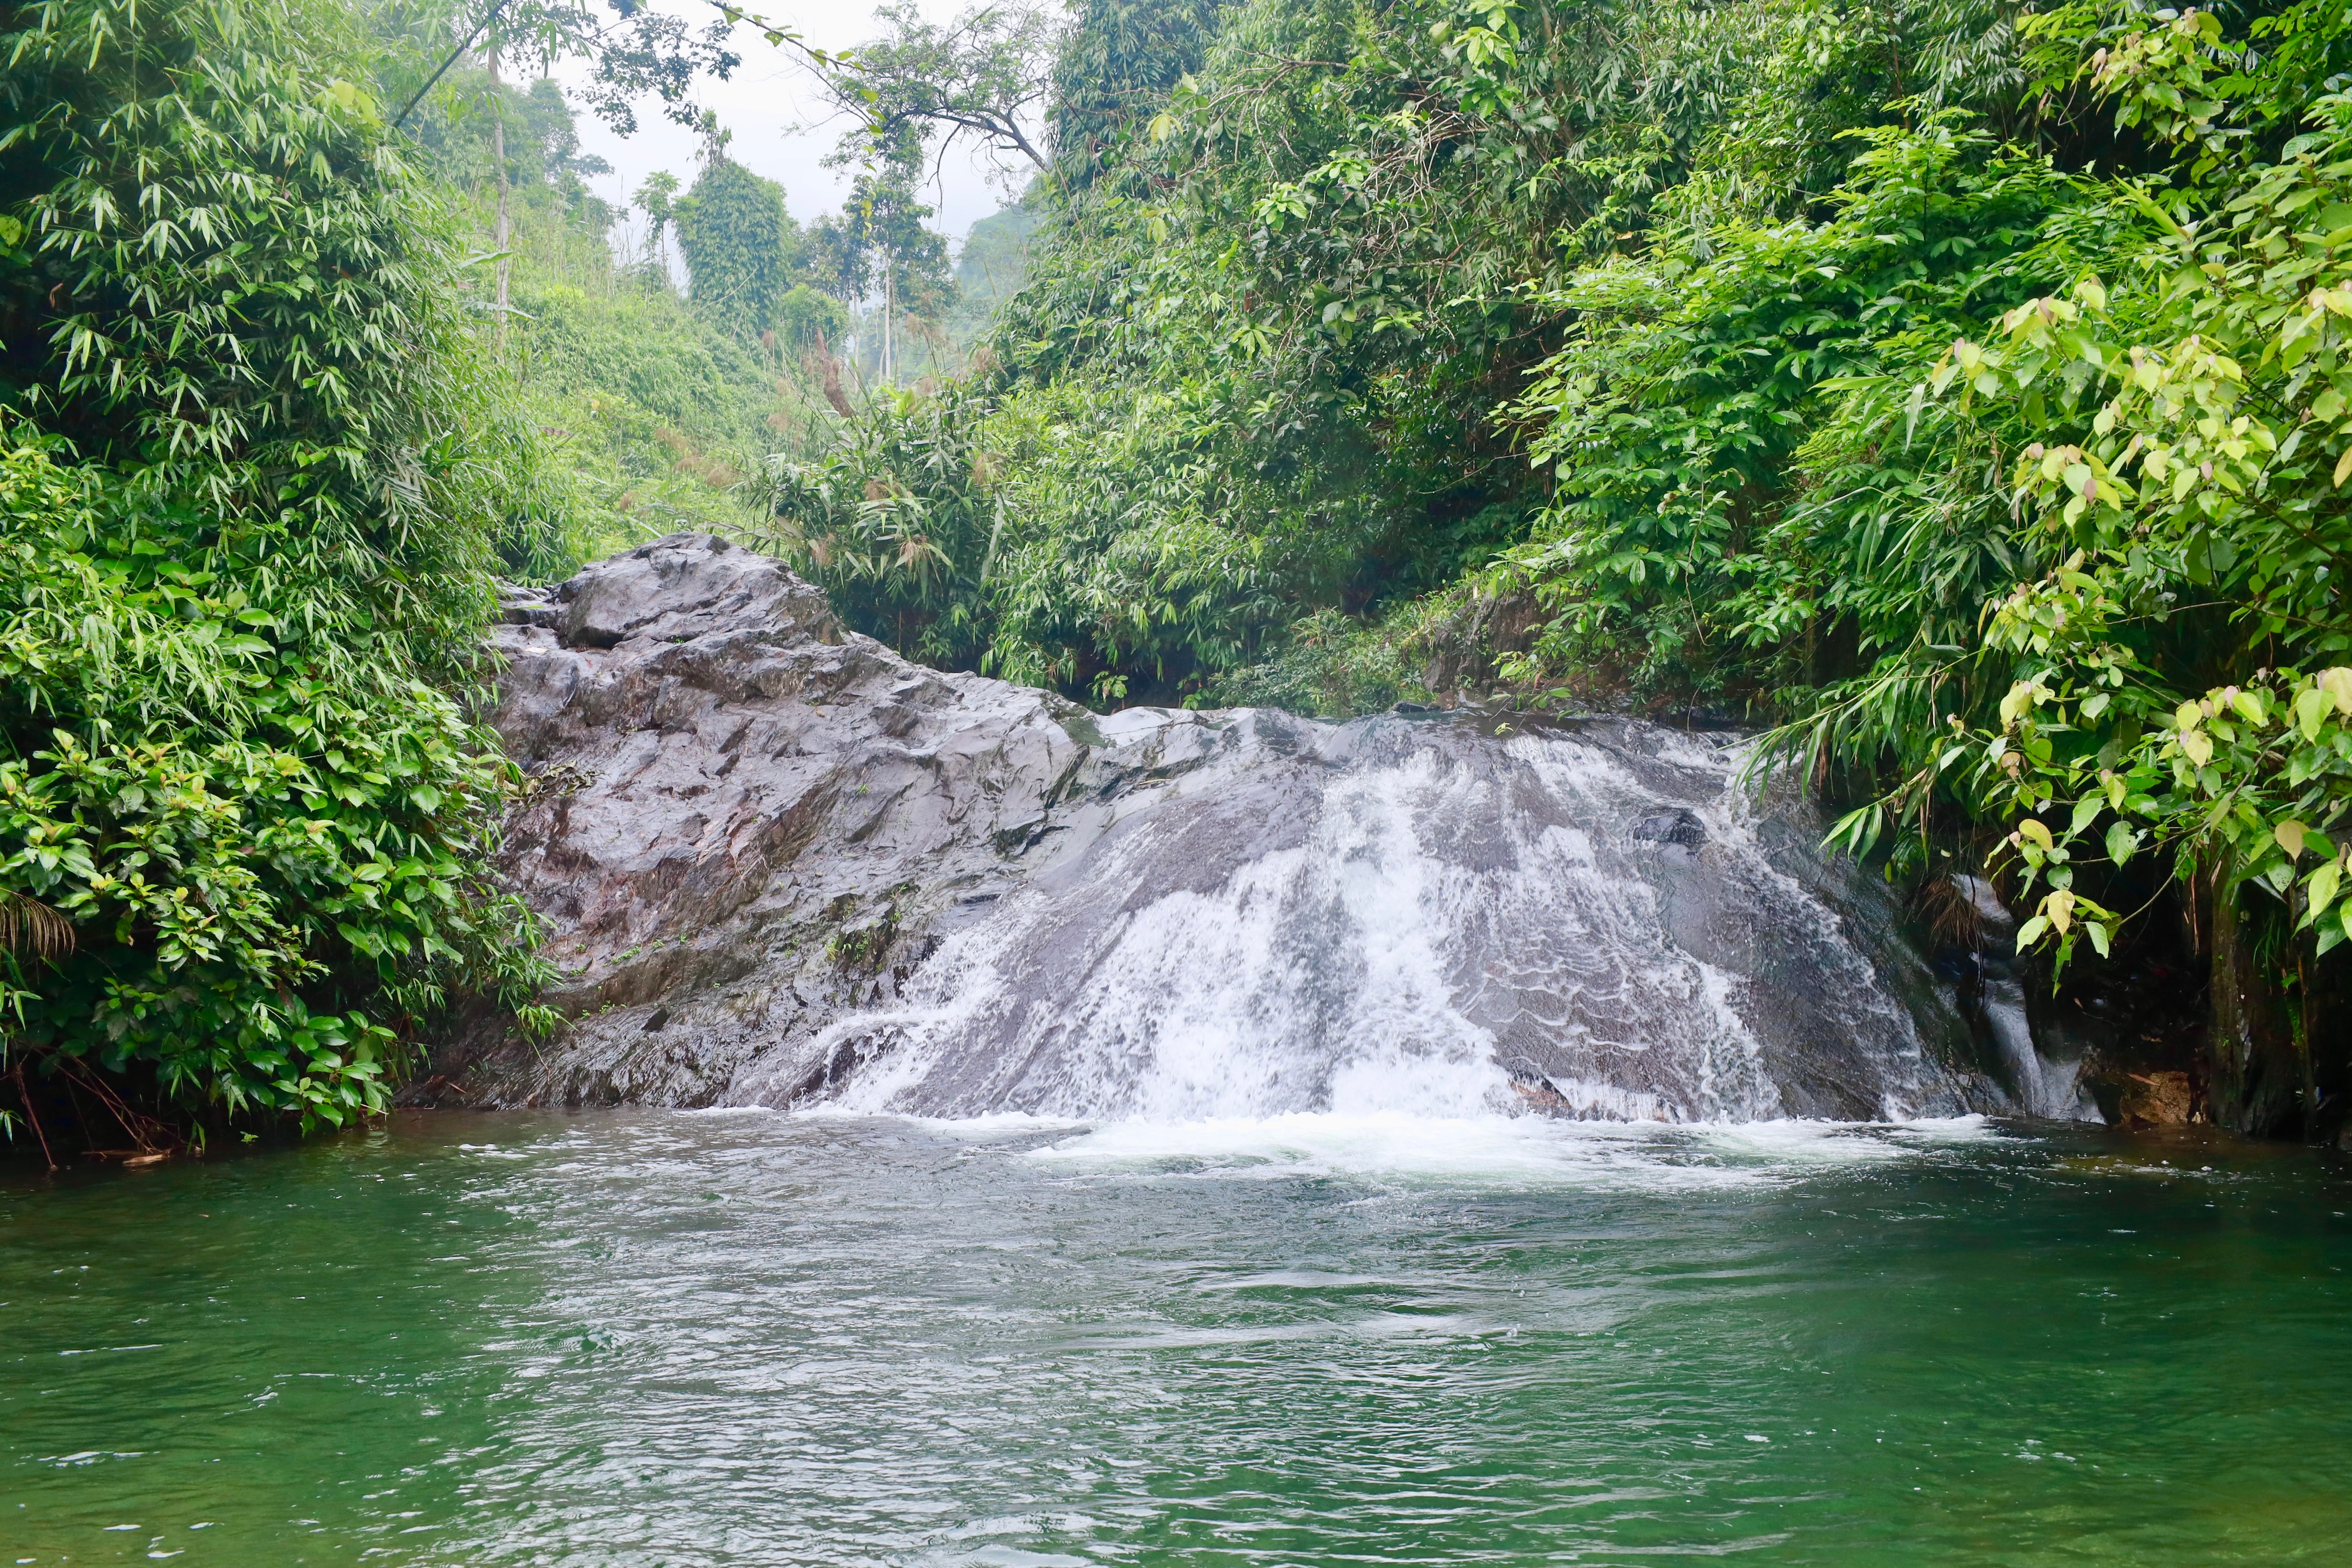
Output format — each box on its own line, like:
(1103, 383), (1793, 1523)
(2297, 685), (2330, 739)
(2305, 860), (2342, 921)
(2069, 795), (2103, 836)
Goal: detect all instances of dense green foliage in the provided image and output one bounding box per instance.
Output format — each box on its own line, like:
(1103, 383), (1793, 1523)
(1050, 0), (1230, 183)
(0, 0), (563, 1136)
(675, 152), (803, 325)
(8, 0), (2350, 1138)
(417, 73), (831, 576)
(1881, 50), (2352, 972)
(760, 0), (2352, 1125)
(776, 0), (2024, 694)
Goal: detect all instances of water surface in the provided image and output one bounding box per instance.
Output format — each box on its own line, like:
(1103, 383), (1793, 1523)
(4, 1110), (2348, 1565)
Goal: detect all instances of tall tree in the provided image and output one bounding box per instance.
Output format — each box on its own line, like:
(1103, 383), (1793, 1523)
(634, 167), (682, 274)
(673, 123), (804, 334)
(1049, 0), (1230, 183)
(755, 1), (1064, 177)
(811, 125), (958, 383)
(388, 0), (743, 137)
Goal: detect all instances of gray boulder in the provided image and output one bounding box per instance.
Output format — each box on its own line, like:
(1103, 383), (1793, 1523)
(415, 533), (1191, 1108)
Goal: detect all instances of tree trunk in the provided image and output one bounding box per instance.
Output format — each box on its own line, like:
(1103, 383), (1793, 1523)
(810, 330), (854, 418)
(2207, 874), (2304, 1137)
(490, 48), (512, 362)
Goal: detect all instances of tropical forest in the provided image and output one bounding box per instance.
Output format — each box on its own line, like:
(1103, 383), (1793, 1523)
(5, 0), (2352, 1560)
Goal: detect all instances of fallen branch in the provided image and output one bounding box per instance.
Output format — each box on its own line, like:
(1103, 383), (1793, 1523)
(11, 1062), (57, 1170)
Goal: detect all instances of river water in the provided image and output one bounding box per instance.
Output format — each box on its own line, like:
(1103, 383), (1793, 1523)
(4, 1109), (2349, 1565)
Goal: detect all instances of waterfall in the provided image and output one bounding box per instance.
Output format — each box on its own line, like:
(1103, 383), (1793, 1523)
(1950, 876), (2099, 1122)
(735, 711), (1991, 1124)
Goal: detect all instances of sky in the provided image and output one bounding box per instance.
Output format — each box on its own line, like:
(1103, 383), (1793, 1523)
(549, 0), (1034, 268)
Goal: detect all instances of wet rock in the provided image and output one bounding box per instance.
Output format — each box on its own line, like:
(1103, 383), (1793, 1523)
(499, 583), (561, 629)
(2117, 1070), (2195, 1128)
(1631, 808), (1707, 850)
(414, 534), (1245, 1110)
(414, 533), (1994, 1122)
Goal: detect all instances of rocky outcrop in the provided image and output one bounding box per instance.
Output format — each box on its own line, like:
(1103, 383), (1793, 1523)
(415, 533), (1994, 1121)
(413, 533), (1115, 1106)
(2116, 1071), (2195, 1128)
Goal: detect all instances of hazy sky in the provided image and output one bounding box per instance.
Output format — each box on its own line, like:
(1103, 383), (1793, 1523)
(550, 0), (1034, 263)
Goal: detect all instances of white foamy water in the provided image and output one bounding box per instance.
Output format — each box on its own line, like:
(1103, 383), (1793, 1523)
(1948, 876), (2099, 1122)
(1001, 1109), (2015, 1191)
(767, 1101), (2014, 1191)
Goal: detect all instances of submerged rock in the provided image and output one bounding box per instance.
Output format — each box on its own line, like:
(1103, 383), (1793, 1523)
(414, 534), (1997, 1122)
(1630, 808), (1708, 852)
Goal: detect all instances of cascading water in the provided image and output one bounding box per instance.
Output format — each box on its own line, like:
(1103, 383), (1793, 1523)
(435, 539), (2030, 1127)
(733, 709), (1994, 1124)
(1950, 875), (2100, 1121)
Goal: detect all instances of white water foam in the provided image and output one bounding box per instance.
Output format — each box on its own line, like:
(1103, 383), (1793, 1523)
(1980, 974), (2097, 1119)
(1011, 1110), (2014, 1191)
(815, 749), (1522, 1123)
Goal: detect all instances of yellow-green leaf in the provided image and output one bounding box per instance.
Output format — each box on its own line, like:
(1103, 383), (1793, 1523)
(2306, 860), (2343, 921)
(2297, 685), (2330, 740)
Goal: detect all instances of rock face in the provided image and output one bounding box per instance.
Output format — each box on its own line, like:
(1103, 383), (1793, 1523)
(414, 533), (1995, 1122)
(414, 533), (1105, 1108)
(2116, 1071), (2195, 1129)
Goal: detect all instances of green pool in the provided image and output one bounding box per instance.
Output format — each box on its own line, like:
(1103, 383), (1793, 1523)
(4, 1110), (2348, 1565)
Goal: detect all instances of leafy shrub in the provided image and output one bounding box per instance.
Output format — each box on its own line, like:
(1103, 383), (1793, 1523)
(0, 0), (553, 1131)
